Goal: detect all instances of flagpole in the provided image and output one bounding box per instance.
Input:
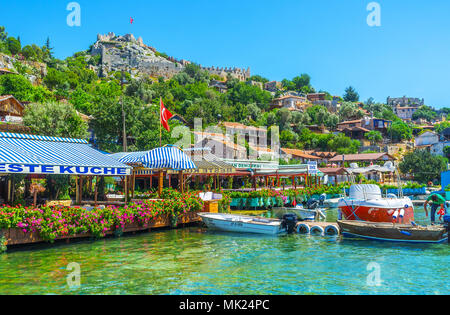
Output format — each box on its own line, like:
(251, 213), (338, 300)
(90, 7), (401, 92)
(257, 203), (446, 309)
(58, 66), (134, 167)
(159, 97), (162, 147)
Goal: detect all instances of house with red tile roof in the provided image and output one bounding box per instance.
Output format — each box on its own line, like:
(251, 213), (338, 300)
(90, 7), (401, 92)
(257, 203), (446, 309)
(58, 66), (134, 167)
(329, 152), (394, 166)
(281, 148), (321, 163)
(270, 95), (311, 112)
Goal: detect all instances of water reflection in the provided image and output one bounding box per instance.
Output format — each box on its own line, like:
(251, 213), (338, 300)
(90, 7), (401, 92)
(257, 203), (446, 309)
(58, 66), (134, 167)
(0, 207), (448, 295)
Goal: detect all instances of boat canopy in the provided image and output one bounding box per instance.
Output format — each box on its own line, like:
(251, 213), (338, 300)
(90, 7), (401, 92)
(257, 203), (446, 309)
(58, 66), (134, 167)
(349, 184), (382, 200)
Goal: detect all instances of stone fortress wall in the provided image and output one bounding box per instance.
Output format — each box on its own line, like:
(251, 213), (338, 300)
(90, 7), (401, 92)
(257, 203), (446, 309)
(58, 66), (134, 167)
(91, 33), (250, 81)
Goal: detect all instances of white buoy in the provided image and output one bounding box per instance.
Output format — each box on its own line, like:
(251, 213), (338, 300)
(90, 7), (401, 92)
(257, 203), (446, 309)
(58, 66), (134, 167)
(310, 225), (325, 236)
(393, 210), (399, 220)
(399, 209), (405, 218)
(324, 225), (339, 236)
(297, 223), (310, 234)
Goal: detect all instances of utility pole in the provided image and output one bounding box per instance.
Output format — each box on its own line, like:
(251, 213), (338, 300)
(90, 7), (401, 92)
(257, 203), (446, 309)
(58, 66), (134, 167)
(121, 69), (127, 152)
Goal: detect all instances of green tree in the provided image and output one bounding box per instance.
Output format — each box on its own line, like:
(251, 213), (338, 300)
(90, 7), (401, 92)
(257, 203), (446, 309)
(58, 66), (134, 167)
(292, 74), (311, 91)
(365, 130), (383, 145)
(435, 121), (450, 134)
(6, 37), (21, 55)
(0, 26), (7, 42)
(339, 102), (364, 121)
(183, 63), (210, 84)
(327, 133), (360, 154)
(23, 101), (89, 138)
(0, 74), (52, 102)
(21, 45), (37, 60)
(388, 121), (413, 142)
(399, 150), (447, 183)
(248, 75), (269, 84)
(280, 129), (298, 147)
(247, 103), (261, 122)
(412, 106), (437, 122)
(343, 86), (359, 102)
(226, 81), (272, 111)
(45, 37), (53, 59)
(443, 146), (450, 159)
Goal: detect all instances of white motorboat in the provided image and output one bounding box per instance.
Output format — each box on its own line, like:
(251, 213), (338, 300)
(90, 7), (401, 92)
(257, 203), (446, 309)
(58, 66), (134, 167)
(338, 184), (414, 224)
(198, 212), (296, 235)
(272, 206), (326, 221)
(323, 198), (341, 208)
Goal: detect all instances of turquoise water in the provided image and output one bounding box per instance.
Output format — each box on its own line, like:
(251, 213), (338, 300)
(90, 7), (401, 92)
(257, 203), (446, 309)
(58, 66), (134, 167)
(0, 208), (448, 295)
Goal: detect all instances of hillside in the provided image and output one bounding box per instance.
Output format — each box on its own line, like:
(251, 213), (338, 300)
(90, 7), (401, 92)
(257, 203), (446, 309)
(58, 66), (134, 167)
(1, 26), (447, 158)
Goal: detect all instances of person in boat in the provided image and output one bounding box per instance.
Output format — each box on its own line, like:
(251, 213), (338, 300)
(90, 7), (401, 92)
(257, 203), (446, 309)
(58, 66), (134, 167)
(424, 193), (447, 224)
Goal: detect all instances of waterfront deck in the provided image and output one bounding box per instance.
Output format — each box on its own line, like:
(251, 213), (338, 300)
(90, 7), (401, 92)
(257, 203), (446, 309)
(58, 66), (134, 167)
(1, 212), (201, 247)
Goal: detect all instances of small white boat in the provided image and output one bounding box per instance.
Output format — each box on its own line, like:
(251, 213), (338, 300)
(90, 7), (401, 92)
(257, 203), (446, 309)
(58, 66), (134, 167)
(272, 206), (326, 221)
(198, 213), (291, 235)
(323, 198), (341, 208)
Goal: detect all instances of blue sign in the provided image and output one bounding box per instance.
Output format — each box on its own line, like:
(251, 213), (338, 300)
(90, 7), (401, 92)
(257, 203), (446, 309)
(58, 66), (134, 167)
(307, 161), (318, 175)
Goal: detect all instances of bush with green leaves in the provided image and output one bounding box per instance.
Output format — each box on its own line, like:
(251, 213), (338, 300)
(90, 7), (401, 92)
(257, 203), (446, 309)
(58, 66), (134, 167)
(399, 149), (448, 184)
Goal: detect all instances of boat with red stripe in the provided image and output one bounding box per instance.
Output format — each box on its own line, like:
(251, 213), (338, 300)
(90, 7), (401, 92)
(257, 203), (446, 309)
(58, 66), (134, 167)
(338, 184), (414, 224)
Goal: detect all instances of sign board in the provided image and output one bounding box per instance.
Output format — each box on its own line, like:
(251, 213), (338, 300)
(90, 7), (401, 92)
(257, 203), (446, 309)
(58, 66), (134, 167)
(0, 163), (131, 176)
(307, 161), (318, 175)
(224, 159), (279, 170)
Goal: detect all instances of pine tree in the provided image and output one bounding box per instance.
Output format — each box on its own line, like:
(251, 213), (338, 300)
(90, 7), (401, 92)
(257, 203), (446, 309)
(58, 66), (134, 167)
(45, 37), (53, 58)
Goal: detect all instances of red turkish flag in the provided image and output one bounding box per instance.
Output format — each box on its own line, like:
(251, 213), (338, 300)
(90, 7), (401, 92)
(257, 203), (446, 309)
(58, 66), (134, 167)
(160, 98), (173, 132)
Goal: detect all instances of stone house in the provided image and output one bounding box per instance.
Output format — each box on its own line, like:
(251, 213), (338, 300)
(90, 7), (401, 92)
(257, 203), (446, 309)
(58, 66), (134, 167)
(361, 117), (392, 135)
(264, 81), (282, 92)
(387, 96), (424, 108)
(306, 93), (327, 102)
(430, 128), (450, 157)
(197, 138), (247, 160)
(209, 80), (228, 93)
(270, 95), (310, 112)
(337, 119), (370, 140)
(246, 80), (263, 89)
(395, 106), (420, 121)
(221, 122), (267, 141)
(249, 145), (276, 161)
(415, 131), (439, 149)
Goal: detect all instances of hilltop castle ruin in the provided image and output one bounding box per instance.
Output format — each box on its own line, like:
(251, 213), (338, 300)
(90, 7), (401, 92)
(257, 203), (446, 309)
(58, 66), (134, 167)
(90, 33), (250, 81)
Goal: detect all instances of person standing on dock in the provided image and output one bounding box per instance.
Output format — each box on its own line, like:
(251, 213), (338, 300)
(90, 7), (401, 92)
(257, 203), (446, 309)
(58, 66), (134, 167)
(424, 194), (447, 225)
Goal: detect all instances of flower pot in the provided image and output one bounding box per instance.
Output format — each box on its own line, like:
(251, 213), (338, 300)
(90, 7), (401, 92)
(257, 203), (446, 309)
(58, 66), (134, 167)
(271, 197), (277, 206)
(230, 198), (239, 207)
(248, 198), (261, 208)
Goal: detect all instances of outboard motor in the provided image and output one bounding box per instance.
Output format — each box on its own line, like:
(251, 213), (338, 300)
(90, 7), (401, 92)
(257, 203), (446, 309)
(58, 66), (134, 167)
(318, 193), (326, 206)
(305, 198), (319, 210)
(281, 213), (298, 234)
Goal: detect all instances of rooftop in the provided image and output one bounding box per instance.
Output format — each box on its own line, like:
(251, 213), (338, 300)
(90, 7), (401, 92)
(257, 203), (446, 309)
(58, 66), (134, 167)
(281, 148), (321, 160)
(329, 153), (394, 162)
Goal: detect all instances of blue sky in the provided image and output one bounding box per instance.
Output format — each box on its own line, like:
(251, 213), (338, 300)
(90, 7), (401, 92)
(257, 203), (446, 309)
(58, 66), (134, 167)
(1, 0), (450, 107)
